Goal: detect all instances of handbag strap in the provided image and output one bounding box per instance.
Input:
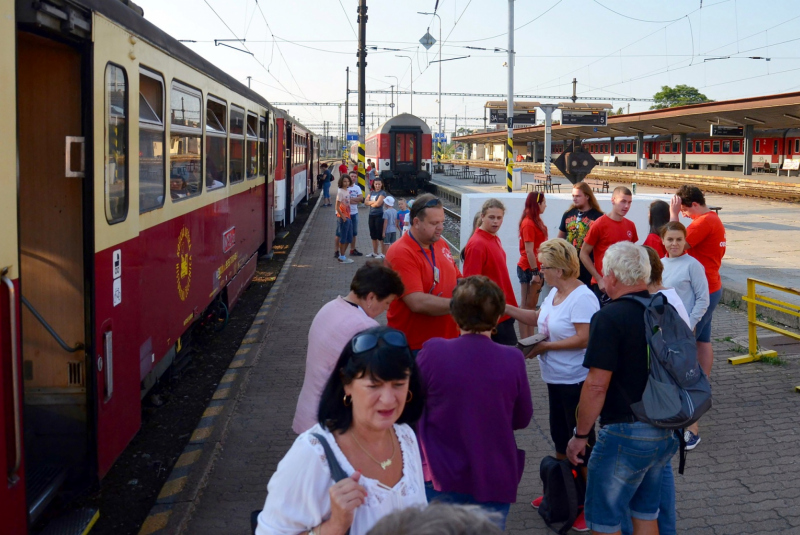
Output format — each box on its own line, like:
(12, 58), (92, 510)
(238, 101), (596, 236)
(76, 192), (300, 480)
(311, 432), (349, 482)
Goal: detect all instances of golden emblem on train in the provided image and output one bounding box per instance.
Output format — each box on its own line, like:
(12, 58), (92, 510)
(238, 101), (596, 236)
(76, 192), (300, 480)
(176, 226), (193, 301)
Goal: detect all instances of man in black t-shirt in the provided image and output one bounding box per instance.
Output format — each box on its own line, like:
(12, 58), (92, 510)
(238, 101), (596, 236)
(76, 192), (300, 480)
(566, 242), (679, 534)
(558, 183), (604, 286)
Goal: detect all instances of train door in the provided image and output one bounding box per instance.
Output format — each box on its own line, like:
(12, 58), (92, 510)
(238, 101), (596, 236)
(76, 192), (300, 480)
(16, 30), (91, 523)
(1, 2), (25, 532)
(285, 124), (293, 223)
(771, 139), (781, 165)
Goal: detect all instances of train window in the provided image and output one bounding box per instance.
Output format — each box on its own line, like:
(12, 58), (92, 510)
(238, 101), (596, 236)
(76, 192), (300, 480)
(105, 63), (128, 224)
(722, 141), (730, 153)
(625, 143), (631, 153)
(672, 142), (679, 153)
(773, 140), (779, 155)
(703, 141), (711, 153)
(230, 105), (245, 183)
(246, 113), (258, 179)
(259, 116), (267, 176)
(687, 143), (693, 153)
(755, 139), (760, 153)
(169, 82), (202, 200)
(663, 143), (670, 154)
(733, 140), (741, 153)
(206, 97), (227, 191)
(695, 141), (702, 153)
(139, 69), (165, 213)
(712, 141), (720, 153)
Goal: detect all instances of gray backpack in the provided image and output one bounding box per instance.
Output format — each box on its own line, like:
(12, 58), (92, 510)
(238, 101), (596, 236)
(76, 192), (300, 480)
(622, 293), (712, 430)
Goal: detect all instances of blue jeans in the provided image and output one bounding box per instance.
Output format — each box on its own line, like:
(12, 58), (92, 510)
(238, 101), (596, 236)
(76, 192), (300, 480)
(621, 461), (676, 535)
(350, 211), (359, 237)
(424, 481), (510, 531)
(585, 422), (679, 534)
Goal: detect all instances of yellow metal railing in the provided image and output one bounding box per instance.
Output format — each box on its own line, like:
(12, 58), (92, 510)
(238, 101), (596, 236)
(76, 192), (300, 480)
(728, 278), (800, 392)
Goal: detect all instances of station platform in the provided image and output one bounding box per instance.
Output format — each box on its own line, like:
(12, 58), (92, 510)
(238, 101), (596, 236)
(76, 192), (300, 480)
(430, 166), (800, 320)
(143, 180), (800, 535)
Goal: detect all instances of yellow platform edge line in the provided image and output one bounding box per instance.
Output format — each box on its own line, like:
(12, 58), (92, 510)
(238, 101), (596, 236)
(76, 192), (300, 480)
(138, 510), (171, 535)
(82, 510), (100, 535)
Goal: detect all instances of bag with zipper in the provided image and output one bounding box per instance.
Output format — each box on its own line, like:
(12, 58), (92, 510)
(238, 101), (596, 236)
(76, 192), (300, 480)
(538, 456), (585, 534)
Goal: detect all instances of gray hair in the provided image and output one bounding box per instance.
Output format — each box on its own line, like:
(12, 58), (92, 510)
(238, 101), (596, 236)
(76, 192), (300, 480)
(366, 503), (503, 535)
(602, 242), (651, 286)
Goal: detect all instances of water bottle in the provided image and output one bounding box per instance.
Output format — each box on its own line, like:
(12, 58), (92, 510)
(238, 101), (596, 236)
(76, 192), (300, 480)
(631, 182), (637, 195)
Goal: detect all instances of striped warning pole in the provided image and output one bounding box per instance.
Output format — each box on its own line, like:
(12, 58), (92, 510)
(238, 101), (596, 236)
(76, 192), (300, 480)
(506, 0), (514, 193)
(357, 142), (366, 192)
(506, 132), (513, 193)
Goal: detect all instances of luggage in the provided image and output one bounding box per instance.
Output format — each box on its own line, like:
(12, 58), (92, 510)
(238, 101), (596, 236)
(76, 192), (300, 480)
(538, 456), (585, 534)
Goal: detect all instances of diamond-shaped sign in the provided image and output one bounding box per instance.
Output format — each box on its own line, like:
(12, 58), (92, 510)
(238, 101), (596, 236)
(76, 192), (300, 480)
(553, 147), (597, 185)
(419, 31), (436, 50)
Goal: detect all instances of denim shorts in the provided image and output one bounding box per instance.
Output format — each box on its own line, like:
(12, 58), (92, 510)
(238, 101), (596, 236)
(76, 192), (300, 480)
(384, 231), (397, 245)
(516, 265), (538, 284)
(350, 211), (359, 236)
(338, 218), (353, 244)
(695, 288), (722, 343)
(584, 422), (679, 533)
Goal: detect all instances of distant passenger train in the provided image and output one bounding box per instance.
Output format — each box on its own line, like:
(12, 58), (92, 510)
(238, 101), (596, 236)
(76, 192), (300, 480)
(543, 129), (800, 171)
(0, 0), (317, 532)
(354, 113), (433, 193)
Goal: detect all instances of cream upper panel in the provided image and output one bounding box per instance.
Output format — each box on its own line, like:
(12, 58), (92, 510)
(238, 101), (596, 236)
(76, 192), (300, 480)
(93, 13), (269, 253)
(0, 0), (18, 279)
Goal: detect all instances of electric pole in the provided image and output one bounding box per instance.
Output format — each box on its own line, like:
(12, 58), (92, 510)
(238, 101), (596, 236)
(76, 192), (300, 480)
(506, 0), (514, 193)
(357, 1), (368, 192)
(345, 67), (349, 161)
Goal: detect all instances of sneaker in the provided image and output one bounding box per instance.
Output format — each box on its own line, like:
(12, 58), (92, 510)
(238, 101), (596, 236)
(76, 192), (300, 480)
(531, 496), (543, 509)
(338, 256), (354, 264)
(684, 430), (701, 450)
(376, 254), (385, 259)
(365, 252), (377, 257)
(350, 249), (364, 256)
(572, 510), (589, 532)
(334, 250), (339, 259)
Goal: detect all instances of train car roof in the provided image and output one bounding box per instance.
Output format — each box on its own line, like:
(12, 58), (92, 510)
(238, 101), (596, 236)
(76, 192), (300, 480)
(368, 113), (432, 138)
(72, 0), (313, 133)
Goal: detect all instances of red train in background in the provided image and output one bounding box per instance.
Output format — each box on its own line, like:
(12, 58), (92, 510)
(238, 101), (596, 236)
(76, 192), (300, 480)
(0, 0), (318, 533)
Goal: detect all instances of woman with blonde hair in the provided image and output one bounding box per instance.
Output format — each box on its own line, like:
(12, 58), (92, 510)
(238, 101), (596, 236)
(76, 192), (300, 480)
(557, 181), (604, 286)
(505, 238), (599, 531)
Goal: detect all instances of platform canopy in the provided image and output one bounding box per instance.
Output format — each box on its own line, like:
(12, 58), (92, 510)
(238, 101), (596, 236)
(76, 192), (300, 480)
(458, 91), (800, 143)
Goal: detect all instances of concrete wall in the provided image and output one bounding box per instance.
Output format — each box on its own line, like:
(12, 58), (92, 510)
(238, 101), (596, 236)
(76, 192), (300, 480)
(460, 192), (691, 304)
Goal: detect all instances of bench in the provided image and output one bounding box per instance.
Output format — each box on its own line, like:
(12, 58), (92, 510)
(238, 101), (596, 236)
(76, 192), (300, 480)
(708, 206), (722, 215)
(473, 170), (497, 184)
(524, 173), (560, 193)
(584, 178), (609, 193)
(602, 155), (618, 167)
(752, 161), (769, 173)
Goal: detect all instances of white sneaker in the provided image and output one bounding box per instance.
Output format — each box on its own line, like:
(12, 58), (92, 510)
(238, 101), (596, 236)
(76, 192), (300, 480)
(365, 252), (377, 257)
(338, 256), (354, 264)
(376, 254), (385, 259)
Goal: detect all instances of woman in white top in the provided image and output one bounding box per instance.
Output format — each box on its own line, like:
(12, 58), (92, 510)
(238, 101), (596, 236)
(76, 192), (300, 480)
(643, 246), (692, 328)
(257, 327), (427, 535)
(292, 263), (405, 434)
(660, 221), (709, 330)
(504, 238), (599, 526)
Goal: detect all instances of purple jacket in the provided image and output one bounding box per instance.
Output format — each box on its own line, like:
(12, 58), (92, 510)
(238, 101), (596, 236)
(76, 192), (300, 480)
(416, 334), (533, 503)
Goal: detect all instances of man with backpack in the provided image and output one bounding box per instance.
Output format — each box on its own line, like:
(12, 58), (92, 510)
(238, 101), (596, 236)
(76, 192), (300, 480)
(567, 242), (681, 534)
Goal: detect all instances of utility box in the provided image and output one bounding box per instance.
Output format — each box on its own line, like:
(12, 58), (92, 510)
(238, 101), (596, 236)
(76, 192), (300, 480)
(512, 167), (522, 190)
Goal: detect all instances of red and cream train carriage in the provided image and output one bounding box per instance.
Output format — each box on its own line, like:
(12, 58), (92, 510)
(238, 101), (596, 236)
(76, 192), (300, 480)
(364, 113), (433, 193)
(0, 0), (317, 532)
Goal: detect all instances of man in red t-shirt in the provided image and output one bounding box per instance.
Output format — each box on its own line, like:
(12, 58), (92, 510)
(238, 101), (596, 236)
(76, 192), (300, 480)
(580, 186), (638, 303)
(338, 160), (348, 177)
(463, 199), (519, 346)
(384, 194), (461, 351)
(670, 185), (726, 449)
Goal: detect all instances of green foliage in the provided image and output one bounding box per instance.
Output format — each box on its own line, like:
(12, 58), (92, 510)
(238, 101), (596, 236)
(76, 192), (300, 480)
(608, 107), (626, 116)
(760, 354), (786, 366)
(650, 85), (713, 110)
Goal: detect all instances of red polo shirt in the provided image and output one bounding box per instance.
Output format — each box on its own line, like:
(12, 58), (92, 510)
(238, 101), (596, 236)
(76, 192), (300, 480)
(583, 215), (638, 284)
(385, 232), (461, 350)
(338, 163), (348, 176)
(686, 211), (726, 293)
(463, 228), (518, 322)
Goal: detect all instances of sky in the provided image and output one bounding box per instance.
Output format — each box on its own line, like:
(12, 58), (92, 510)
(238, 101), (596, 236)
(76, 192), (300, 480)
(137, 0), (800, 137)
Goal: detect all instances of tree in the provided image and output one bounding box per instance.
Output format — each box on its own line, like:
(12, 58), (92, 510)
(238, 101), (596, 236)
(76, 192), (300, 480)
(650, 85), (712, 110)
(608, 107), (626, 116)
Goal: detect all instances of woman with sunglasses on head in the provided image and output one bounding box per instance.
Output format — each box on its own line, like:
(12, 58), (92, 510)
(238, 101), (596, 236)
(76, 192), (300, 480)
(504, 239), (599, 532)
(293, 262), (405, 434)
(416, 276), (532, 530)
(258, 326), (426, 535)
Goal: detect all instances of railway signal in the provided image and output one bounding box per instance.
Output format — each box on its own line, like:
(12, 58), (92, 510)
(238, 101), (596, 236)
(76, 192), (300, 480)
(554, 146), (598, 184)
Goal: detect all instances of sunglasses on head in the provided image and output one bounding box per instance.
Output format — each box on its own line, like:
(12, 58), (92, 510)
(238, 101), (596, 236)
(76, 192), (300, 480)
(351, 330), (409, 355)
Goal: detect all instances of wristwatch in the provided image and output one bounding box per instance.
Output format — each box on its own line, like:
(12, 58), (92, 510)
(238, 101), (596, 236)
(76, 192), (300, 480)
(573, 427), (590, 440)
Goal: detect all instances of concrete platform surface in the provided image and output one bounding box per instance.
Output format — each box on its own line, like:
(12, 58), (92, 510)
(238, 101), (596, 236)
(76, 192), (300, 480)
(179, 185), (800, 534)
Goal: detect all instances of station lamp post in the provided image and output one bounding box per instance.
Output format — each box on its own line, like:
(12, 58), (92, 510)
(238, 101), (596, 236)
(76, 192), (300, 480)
(385, 75), (399, 115)
(418, 11), (442, 161)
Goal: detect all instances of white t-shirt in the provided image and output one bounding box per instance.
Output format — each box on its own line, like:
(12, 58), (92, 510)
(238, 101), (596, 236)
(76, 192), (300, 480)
(256, 423), (427, 535)
(348, 184), (362, 215)
(537, 284), (599, 384)
(656, 288), (692, 329)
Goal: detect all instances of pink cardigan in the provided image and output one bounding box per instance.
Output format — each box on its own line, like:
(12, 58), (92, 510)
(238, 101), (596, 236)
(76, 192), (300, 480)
(292, 297), (378, 433)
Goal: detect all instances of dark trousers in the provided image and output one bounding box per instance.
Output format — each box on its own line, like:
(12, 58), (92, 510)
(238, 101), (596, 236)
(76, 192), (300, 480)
(547, 382), (596, 458)
(492, 318), (518, 346)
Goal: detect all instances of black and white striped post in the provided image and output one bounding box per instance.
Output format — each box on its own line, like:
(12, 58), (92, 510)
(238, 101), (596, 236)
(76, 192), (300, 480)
(505, 0), (514, 193)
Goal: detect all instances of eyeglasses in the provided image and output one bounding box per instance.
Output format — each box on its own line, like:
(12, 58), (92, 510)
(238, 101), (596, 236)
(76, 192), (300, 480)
(421, 197), (442, 208)
(540, 266), (557, 271)
(351, 330), (409, 354)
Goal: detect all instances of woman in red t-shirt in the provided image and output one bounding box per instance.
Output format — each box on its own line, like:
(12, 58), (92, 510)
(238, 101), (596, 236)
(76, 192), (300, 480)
(642, 200), (669, 258)
(517, 192), (547, 338)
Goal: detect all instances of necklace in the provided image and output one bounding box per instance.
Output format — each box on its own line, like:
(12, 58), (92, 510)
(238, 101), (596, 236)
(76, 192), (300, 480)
(350, 430), (396, 470)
